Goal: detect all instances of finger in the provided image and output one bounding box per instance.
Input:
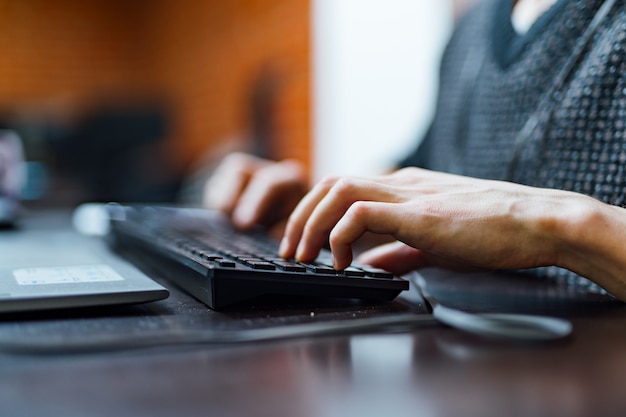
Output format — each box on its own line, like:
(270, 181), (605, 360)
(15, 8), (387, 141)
(279, 175), (340, 258)
(203, 166), (248, 214)
(381, 167), (471, 194)
(295, 179), (403, 262)
(203, 153), (265, 214)
(328, 201), (403, 269)
(232, 160), (306, 229)
(356, 241), (430, 275)
(356, 241), (482, 275)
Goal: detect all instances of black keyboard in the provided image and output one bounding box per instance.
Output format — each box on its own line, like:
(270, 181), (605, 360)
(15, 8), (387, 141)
(108, 206), (409, 309)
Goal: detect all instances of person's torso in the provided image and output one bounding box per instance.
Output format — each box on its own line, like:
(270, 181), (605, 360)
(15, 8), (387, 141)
(425, 0), (626, 206)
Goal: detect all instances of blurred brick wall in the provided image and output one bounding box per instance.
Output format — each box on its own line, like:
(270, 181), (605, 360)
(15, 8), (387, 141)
(0, 1), (149, 114)
(0, 0), (311, 174)
(145, 0), (312, 169)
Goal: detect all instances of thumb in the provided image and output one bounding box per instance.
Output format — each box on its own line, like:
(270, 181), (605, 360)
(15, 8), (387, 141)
(356, 241), (430, 276)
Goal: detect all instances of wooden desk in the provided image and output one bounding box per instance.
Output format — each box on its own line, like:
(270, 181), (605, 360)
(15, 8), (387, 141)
(0, 210), (624, 417)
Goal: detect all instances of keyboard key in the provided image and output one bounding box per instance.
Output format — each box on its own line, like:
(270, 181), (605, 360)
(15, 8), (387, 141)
(361, 268), (394, 279)
(271, 260), (307, 272)
(199, 252), (223, 261)
(342, 267), (366, 277)
(298, 263), (338, 275)
(248, 261), (276, 270)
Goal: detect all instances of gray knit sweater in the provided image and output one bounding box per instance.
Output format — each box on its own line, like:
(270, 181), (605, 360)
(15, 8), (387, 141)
(401, 0), (626, 288)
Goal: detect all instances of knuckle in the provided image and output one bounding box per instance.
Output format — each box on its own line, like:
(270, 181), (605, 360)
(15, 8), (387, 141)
(318, 174), (341, 189)
(279, 159), (306, 175)
(347, 201), (370, 218)
(223, 152), (246, 165)
(393, 166), (418, 177)
(329, 177), (358, 197)
(329, 228), (344, 247)
(254, 165), (277, 182)
(223, 152), (256, 171)
(263, 161), (303, 183)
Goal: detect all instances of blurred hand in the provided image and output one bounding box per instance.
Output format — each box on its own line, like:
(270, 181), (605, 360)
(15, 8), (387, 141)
(278, 167), (599, 276)
(203, 152), (308, 230)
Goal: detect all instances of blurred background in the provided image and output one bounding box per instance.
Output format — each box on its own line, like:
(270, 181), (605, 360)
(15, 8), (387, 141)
(0, 0), (471, 210)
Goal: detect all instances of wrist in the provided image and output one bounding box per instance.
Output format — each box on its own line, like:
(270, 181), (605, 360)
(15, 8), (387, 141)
(554, 193), (626, 300)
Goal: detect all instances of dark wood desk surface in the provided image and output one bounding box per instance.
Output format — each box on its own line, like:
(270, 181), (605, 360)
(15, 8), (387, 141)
(1, 210), (625, 417)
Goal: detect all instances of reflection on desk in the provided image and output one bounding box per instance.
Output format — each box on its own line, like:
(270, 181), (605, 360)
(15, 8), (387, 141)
(2, 314), (626, 417)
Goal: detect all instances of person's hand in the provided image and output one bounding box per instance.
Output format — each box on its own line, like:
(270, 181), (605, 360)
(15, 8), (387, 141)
(203, 152), (308, 230)
(277, 167), (603, 277)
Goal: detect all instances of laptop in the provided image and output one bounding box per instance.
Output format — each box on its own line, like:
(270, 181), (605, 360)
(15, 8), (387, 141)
(0, 219), (169, 314)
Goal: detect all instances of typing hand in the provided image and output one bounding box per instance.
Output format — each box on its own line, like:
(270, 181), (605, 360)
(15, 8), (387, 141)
(203, 152), (308, 230)
(278, 167), (593, 276)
